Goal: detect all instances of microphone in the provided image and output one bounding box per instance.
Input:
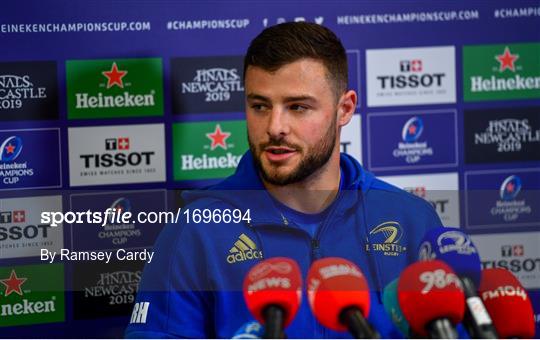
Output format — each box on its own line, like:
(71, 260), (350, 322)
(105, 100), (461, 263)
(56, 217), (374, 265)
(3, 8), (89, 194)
(306, 257), (379, 339)
(382, 278), (411, 337)
(418, 227), (499, 338)
(243, 257), (302, 339)
(479, 268), (535, 338)
(397, 260), (464, 338)
(232, 320), (265, 339)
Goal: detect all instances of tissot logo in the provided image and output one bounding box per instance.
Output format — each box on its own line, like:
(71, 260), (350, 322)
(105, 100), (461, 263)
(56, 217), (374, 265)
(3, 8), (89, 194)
(463, 43), (540, 101)
(0, 61), (58, 121)
(173, 121), (248, 181)
(69, 124), (165, 186)
(472, 232), (540, 289)
(0, 196), (63, 259)
(464, 107), (540, 164)
(66, 58), (164, 119)
(171, 56), (244, 114)
(0, 264), (65, 327)
(366, 46), (456, 106)
(366, 222), (406, 256)
(501, 245), (524, 258)
(380, 173), (460, 227)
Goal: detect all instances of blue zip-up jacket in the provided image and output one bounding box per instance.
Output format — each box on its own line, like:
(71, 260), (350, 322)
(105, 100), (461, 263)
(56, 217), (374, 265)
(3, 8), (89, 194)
(126, 151), (443, 338)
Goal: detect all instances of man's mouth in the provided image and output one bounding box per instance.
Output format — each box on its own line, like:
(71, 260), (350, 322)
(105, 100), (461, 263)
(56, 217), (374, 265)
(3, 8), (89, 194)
(263, 146), (297, 162)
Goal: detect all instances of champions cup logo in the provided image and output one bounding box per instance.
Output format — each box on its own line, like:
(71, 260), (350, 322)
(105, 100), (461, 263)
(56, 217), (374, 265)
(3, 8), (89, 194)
(437, 231), (477, 255)
(99, 197), (140, 246)
(500, 175), (522, 201)
(474, 119), (540, 153)
(393, 116), (433, 164)
(367, 222), (406, 256)
(0, 136), (23, 162)
(0, 75), (47, 110)
(491, 175), (531, 222)
(182, 67), (244, 103)
(0, 136), (34, 185)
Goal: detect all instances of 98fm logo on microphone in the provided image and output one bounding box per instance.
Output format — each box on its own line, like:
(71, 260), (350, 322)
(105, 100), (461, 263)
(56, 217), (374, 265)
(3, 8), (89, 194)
(68, 124), (166, 186)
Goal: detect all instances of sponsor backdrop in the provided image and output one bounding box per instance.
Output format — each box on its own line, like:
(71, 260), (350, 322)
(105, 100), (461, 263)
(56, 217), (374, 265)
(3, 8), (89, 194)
(0, 0), (539, 337)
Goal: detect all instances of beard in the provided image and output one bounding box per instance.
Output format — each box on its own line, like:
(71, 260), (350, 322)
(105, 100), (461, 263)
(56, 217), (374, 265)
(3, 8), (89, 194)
(248, 113), (337, 186)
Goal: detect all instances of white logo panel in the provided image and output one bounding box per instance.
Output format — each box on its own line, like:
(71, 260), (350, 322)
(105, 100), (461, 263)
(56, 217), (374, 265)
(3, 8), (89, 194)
(366, 46), (456, 107)
(340, 114), (362, 164)
(68, 124), (166, 186)
(379, 172), (460, 226)
(472, 232), (540, 289)
(0, 195), (63, 259)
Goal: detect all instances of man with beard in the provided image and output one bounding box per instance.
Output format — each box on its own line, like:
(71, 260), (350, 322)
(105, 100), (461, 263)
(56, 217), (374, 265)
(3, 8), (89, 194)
(126, 22), (442, 338)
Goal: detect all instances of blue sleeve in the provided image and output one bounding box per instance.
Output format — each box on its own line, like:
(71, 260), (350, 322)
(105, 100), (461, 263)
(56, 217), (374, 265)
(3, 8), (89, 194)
(125, 221), (214, 338)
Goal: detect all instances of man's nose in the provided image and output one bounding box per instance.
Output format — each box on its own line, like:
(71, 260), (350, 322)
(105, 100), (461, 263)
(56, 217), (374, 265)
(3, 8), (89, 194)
(266, 108), (290, 138)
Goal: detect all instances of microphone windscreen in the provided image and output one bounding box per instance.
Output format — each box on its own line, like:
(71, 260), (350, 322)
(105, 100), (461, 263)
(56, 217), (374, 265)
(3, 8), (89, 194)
(382, 278), (410, 337)
(307, 257), (370, 332)
(397, 260), (465, 337)
(418, 227), (482, 285)
(243, 257), (302, 327)
(479, 268), (535, 339)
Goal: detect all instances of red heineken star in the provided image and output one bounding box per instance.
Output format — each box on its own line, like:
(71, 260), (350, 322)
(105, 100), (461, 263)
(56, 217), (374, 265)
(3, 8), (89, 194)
(506, 182), (515, 193)
(496, 46), (519, 72)
(0, 270), (27, 297)
(102, 62), (128, 89)
(206, 124), (231, 150)
(408, 124), (417, 135)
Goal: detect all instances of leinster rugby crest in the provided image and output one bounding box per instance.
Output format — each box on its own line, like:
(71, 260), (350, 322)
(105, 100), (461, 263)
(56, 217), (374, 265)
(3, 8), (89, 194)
(366, 221), (407, 257)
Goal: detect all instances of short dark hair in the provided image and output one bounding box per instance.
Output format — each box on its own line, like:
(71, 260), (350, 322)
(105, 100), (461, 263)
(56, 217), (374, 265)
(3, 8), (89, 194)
(244, 22), (348, 100)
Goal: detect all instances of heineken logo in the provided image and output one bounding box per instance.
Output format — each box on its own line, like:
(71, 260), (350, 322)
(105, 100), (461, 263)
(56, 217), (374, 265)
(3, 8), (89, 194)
(102, 62), (128, 89)
(496, 47), (519, 73)
(0, 264), (64, 326)
(1, 270), (27, 297)
(464, 43), (540, 101)
(67, 58), (164, 119)
(173, 121), (247, 180)
(206, 124), (231, 150)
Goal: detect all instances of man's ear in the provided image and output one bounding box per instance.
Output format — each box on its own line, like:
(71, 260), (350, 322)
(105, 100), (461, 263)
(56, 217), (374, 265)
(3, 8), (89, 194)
(337, 90), (357, 127)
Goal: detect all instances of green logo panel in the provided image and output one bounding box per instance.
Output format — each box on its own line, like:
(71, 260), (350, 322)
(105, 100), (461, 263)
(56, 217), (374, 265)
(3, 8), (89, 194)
(173, 120), (248, 181)
(0, 264), (65, 327)
(66, 58), (164, 119)
(463, 43), (540, 101)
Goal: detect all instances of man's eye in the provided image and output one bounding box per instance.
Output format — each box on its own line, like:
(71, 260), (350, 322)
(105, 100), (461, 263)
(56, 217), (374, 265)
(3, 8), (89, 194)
(251, 104), (267, 111)
(290, 104), (307, 112)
